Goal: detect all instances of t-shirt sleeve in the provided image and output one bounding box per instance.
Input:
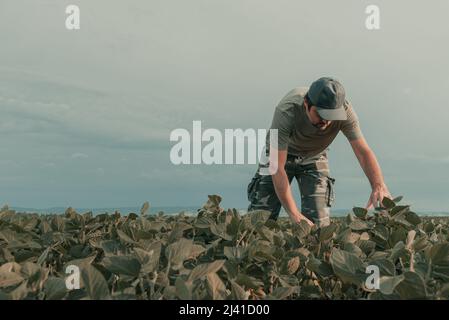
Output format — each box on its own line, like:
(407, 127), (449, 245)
(269, 104), (295, 150)
(340, 100), (364, 141)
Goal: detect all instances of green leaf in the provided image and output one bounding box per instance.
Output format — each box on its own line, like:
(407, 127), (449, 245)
(134, 247), (156, 273)
(369, 259), (396, 277)
(358, 240), (376, 256)
(330, 248), (366, 285)
(292, 220), (311, 239)
(249, 210), (271, 226)
(256, 226), (275, 242)
(44, 277), (68, 300)
(51, 216), (65, 232)
(189, 244), (206, 260)
(142, 241), (162, 271)
(428, 243), (449, 266)
(372, 224), (389, 242)
(165, 238), (194, 270)
(223, 246), (246, 262)
(101, 240), (122, 256)
(64, 255), (96, 271)
(0, 262), (24, 288)
(382, 197), (396, 209)
(0, 272), (24, 289)
(116, 229), (136, 244)
(175, 277), (192, 300)
(81, 265), (110, 300)
(349, 219), (372, 231)
(388, 228), (407, 248)
(390, 205), (410, 216)
(103, 256), (141, 277)
(140, 202), (150, 215)
(283, 256), (300, 275)
(230, 280), (249, 300)
(206, 273), (227, 300)
(389, 241), (408, 261)
(319, 223), (338, 241)
(267, 286), (298, 300)
(353, 207), (368, 219)
(20, 262), (41, 281)
(37, 247), (51, 266)
(394, 271), (427, 299)
(210, 222), (233, 241)
(9, 281), (28, 300)
(306, 257), (333, 277)
(235, 273), (264, 290)
(379, 275), (405, 295)
(412, 236), (429, 252)
(202, 194), (222, 212)
(226, 215), (240, 237)
(188, 260), (226, 282)
(404, 212), (421, 226)
(168, 222), (192, 243)
(343, 243), (364, 257)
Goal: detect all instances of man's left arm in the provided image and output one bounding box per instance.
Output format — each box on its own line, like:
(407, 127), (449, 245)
(349, 137), (392, 209)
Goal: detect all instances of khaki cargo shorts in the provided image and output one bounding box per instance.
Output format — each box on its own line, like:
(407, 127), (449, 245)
(247, 151), (335, 227)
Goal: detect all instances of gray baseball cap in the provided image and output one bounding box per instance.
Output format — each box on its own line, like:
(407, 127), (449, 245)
(307, 77), (347, 121)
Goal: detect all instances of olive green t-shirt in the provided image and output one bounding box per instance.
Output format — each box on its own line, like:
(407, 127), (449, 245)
(265, 87), (364, 159)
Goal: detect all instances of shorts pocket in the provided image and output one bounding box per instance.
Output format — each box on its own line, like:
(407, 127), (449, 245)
(326, 177), (336, 207)
(247, 173), (261, 202)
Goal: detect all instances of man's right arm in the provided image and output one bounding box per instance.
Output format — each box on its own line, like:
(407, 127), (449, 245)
(269, 147), (314, 226)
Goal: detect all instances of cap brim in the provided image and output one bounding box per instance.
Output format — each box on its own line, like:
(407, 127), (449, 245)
(316, 106), (347, 121)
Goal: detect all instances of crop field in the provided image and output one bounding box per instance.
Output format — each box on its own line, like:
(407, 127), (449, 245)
(1, 195), (449, 300)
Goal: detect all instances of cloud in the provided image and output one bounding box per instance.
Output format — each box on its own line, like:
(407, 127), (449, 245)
(0, 74), (175, 149)
(1, 1), (448, 211)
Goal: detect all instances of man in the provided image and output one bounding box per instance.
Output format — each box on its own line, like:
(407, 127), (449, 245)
(247, 77), (392, 227)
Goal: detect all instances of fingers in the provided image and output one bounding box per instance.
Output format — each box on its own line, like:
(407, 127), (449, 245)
(292, 215), (314, 227)
(307, 218), (314, 227)
(366, 187), (393, 210)
(366, 194), (380, 209)
(365, 197), (373, 210)
(373, 194), (380, 208)
(382, 186), (392, 200)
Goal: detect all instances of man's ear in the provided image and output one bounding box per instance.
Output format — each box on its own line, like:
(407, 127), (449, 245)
(304, 96), (312, 110)
(305, 101), (311, 112)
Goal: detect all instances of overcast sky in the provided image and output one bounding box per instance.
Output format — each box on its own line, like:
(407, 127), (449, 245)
(0, 0), (448, 212)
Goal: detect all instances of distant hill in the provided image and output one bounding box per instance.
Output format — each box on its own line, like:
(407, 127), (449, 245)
(9, 206), (199, 215)
(8, 206), (449, 217)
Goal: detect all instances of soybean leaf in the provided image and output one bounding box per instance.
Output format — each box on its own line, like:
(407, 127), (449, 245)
(81, 265), (110, 300)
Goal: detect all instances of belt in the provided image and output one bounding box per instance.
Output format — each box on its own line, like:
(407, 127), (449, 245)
(286, 154), (304, 162)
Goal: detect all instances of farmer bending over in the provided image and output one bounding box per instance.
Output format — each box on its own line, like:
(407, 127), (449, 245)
(247, 77), (392, 227)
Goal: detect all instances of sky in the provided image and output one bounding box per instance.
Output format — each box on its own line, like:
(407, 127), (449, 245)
(0, 0), (448, 212)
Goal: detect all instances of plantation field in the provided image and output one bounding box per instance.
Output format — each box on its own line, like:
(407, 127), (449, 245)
(1, 195), (449, 300)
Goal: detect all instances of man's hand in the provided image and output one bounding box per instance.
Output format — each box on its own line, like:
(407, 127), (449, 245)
(349, 137), (392, 211)
(290, 213), (315, 227)
(365, 183), (392, 210)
